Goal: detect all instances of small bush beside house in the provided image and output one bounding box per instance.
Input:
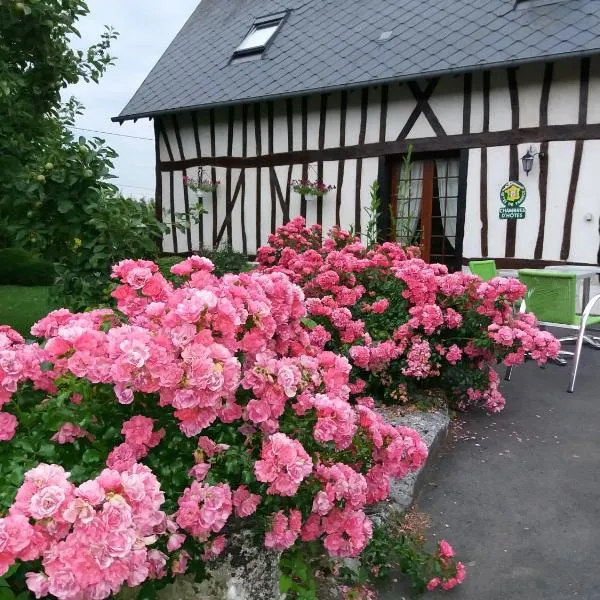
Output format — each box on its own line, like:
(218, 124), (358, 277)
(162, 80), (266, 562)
(0, 249), (55, 287)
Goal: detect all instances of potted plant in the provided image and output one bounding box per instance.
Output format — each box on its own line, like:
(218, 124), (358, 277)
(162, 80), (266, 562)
(184, 174), (221, 194)
(291, 179), (336, 200)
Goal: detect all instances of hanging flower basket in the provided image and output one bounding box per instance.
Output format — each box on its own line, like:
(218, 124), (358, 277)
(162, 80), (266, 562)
(291, 179), (336, 198)
(183, 175), (221, 195)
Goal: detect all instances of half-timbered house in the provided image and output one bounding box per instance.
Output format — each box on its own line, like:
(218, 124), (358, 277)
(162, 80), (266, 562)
(115, 0), (600, 269)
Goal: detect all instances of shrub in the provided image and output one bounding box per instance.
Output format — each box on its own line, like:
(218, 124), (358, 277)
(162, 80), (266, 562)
(0, 248), (55, 286)
(0, 257), (464, 598)
(257, 217), (560, 413)
(50, 194), (165, 311)
(158, 247), (251, 282)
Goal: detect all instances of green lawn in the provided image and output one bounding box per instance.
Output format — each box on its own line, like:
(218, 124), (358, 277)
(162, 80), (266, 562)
(0, 286), (52, 336)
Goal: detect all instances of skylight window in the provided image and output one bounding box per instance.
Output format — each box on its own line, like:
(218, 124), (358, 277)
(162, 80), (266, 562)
(232, 13), (286, 60)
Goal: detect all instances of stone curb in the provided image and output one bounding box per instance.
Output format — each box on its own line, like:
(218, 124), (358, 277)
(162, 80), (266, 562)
(370, 408), (450, 520)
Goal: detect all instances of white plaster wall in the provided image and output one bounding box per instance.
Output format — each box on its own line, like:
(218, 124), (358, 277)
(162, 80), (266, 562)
(514, 142), (541, 260)
(407, 113), (436, 139)
(291, 98), (304, 152)
(271, 100), (288, 155)
(324, 92), (342, 149)
(344, 90), (363, 147)
(463, 148), (482, 258)
(164, 56), (599, 257)
(360, 158), (380, 234)
(338, 159), (357, 231)
(428, 75), (464, 136)
(586, 56), (600, 124)
(288, 164), (304, 222)
(569, 140), (600, 263)
(364, 87), (382, 144)
(385, 83), (415, 142)
(547, 59), (580, 126)
(321, 161), (339, 234)
(485, 146), (510, 256)
(516, 63), (544, 129)
(488, 70), (512, 132)
(244, 167), (258, 253)
(213, 108), (229, 157)
(469, 72), (484, 134)
(305, 95), (321, 150)
(543, 141), (575, 260)
(259, 167), (272, 246)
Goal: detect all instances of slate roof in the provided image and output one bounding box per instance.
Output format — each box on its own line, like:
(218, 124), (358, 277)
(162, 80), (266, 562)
(115, 0), (600, 121)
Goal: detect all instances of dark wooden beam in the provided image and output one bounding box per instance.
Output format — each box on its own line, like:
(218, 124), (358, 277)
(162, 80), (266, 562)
(561, 59), (589, 261)
(534, 63), (553, 259)
(240, 104), (248, 254)
(209, 108), (218, 248)
(301, 97), (308, 219)
(153, 118), (164, 252)
(172, 114), (192, 252)
(160, 122), (600, 172)
(355, 87), (369, 235)
(335, 91), (348, 226)
(267, 101), (276, 234)
(284, 98), (294, 223)
(480, 71), (490, 257)
(505, 68), (520, 258)
(191, 111), (203, 248)
(317, 93), (328, 227)
(462, 73), (472, 135)
(455, 149), (469, 271)
(397, 79), (440, 140)
(254, 103), (262, 250)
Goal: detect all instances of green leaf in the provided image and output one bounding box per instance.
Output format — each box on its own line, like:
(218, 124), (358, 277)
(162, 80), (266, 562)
(279, 574), (293, 593)
(0, 587), (16, 600)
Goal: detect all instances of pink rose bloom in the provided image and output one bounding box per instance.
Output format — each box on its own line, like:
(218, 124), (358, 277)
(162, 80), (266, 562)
(101, 501), (133, 531)
(171, 550), (190, 575)
(371, 299), (389, 314)
(26, 573), (50, 599)
(198, 436), (229, 457)
(438, 539), (455, 558)
(125, 266), (153, 289)
(51, 422), (89, 444)
(167, 533), (186, 552)
(189, 463), (211, 481)
(201, 535), (227, 561)
(232, 486), (261, 518)
(426, 577), (441, 591)
(121, 415), (155, 446)
(29, 485), (66, 520)
(106, 443), (142, 472)
(0, 412), (17, 441)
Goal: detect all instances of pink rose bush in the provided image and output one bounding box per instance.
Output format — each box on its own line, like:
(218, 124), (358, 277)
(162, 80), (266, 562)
(0, 255), (462, 597)
(257, 217), (560, 412)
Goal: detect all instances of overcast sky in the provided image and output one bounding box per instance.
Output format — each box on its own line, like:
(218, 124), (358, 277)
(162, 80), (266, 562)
(67, 0), (199, 198)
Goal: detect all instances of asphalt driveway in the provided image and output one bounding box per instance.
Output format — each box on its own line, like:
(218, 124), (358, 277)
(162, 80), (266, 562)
(380, 344), (600, 600)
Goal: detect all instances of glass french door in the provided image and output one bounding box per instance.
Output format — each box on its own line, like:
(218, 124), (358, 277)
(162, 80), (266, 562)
(391, 157), (460, 267)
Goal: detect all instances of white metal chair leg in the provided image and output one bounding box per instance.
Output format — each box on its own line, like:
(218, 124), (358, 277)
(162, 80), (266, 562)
(504, 365), (513, 381)
(568, 324), (586, 393)
(568, 292), (600, 393)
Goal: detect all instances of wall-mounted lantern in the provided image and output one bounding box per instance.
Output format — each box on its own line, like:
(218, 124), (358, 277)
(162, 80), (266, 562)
(521, 146), (546, 176)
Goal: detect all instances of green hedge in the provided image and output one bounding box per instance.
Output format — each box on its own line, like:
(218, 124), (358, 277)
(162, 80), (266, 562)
(158, 247), (252, 280)
(0, 248), (55, 286)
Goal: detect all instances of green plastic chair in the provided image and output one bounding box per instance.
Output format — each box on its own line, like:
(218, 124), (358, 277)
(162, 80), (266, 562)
(504, 269), (600, 392)
(469, 260), (497, 281)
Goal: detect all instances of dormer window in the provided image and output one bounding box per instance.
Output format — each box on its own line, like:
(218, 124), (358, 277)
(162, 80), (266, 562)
(232, 13), (286, 61)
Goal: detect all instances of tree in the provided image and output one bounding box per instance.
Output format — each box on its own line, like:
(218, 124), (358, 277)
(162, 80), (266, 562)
(0, 0), (118, 254)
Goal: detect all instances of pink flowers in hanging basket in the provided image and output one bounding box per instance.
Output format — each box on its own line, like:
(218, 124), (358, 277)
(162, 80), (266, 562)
(291, 179), (336, 198)
(183, 175), (221, 194)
